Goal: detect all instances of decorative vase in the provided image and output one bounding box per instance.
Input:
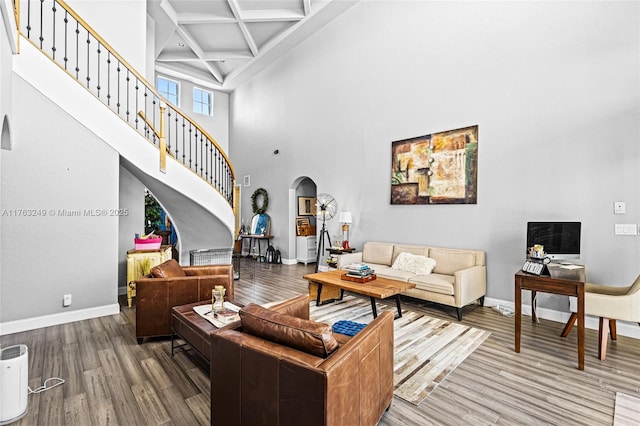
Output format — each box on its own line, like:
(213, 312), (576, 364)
(212, 285), (226, 311)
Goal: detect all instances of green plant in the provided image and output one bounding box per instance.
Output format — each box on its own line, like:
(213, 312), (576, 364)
(145, 191), (163, 234)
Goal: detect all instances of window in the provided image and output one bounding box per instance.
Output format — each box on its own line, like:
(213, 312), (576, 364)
(193, 88), (213, 116)
(156, 77), (179, 106)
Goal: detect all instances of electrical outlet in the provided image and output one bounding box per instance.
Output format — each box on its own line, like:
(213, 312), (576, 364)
(63, 294), (72, 307)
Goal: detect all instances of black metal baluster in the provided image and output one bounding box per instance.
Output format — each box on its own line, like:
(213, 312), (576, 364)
(39, 0), (44, 49)
(152, 97), (157, 145)
(199, 132), (203, 178)
(210, 141), (215, 185)
(26, 0), (32, 39)
(167, 109), (172, 154)
(51, 1), (56, 59)
(134, 78), (139, 129)
(74, 21), (79, 79)
(63, 10), (68, 70)
(143, 87), (148, 138)
(116, 60), (121, 114)
(188, 125), (193, 170)
(204, 139), (209, 183)
(125, 70), (130, 122)
(96, 42), (101, 98)
(181, 118), (186, 166)
(106, 52), (111, 105)
(174, 112), (179, 160)
(85, 30), (90, 88)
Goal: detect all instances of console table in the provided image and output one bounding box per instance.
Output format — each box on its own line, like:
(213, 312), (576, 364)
(514, 267), (586, 370)
(126, 245), (172, 308)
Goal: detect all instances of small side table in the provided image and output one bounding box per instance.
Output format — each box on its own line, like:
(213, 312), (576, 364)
(326, 247), (356, 255)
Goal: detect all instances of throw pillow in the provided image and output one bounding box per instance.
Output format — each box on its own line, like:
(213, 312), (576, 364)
(239, 303), (339, 358)
(392, 252), (436, 275)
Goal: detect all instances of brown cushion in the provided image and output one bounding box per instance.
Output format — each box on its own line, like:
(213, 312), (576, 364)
(150, 259), (186, 278)
(239, 303), (339, 358)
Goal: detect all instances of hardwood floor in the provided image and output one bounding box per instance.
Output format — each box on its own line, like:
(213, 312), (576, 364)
(2, 260), (639, 425)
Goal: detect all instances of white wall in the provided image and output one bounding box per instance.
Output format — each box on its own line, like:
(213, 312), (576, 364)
(156, 72), (231, 154)
(67, 0), (147, 76)
(230, 1), (640, 308)
(1, 75), (119, 323)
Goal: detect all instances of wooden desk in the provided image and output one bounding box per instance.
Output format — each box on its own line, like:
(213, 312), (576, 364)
(515, 267), (586, 370)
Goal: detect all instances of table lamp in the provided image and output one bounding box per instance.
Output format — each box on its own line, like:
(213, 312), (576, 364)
(339, 211), (352, 249)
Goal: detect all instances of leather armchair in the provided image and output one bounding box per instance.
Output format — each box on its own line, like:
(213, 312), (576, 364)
(135, 259), (234, 343)
(210, 295), (394, 426)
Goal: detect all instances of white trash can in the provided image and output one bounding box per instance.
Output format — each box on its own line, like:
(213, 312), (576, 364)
(0, 345), (28, 425)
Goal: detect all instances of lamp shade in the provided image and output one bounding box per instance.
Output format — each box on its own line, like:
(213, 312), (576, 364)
(338, 211), (352, 224)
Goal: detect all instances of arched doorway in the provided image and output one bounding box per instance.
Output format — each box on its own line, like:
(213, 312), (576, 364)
(288, 176), (316, 265)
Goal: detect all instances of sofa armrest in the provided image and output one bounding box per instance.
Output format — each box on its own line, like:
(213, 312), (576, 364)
(183, 264), (234, 278)
(453, 265), (487, 307)
(318, 311), (394, 425)
(336, 252), (363, 269)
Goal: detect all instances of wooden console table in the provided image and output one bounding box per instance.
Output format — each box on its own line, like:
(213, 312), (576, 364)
(514, 267), (586, 370)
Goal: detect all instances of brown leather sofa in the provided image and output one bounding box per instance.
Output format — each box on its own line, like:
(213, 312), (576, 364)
(210, 295), (394, 426)
(135, 259), (234, 343)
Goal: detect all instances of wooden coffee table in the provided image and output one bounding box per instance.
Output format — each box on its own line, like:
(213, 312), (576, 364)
(303, 270), (416, 318)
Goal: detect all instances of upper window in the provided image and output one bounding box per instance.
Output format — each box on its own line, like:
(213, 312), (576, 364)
(193, 88), (213, 116)
(157, 77), (180, 106)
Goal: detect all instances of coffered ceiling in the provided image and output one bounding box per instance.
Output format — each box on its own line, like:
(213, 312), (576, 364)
(149, 0), (358, 91)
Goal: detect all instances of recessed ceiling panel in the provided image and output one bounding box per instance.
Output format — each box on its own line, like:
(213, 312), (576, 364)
(185, 23), (249, 52)
(238, 0), (304, 14)
(171, 0), (234, 18)
(162, 32), (198, 58)
(246, 21), (296, 49)
(214, 59), (251, 76)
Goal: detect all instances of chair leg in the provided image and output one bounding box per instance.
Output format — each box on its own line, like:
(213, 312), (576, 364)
(456, 308), (462, 321)
(560, 312), (577, 337)
(598, 317), (609, 361)
(478, 296), (485, 307)
(610, 319), (617, 340)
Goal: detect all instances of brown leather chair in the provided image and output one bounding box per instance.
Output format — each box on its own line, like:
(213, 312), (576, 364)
(135, 259), (234, 343)
(210, 295), (394, 426)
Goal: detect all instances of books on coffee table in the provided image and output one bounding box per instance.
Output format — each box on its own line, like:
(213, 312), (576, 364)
(344, 263), (374, 278)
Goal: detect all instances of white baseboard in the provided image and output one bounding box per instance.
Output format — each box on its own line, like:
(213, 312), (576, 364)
(484, 297), (640, 339)
(0, 304), (121, 336)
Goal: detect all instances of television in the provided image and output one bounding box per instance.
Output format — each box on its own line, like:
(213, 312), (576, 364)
(526, 221), (581, 261)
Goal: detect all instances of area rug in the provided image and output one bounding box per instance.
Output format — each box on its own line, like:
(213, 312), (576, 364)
(310, 295), (491, 405)
(614, 392), (640, 426)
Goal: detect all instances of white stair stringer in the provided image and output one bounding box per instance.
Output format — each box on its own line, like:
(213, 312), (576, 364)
(13, 40), (235, 260)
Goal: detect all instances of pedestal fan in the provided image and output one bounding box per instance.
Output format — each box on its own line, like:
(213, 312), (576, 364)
(314, 193), (337, 272)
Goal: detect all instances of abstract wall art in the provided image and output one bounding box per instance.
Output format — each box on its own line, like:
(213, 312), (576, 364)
(391, 125), (478, 205)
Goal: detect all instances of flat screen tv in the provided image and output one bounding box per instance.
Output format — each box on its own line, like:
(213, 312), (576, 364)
(526, 221), (581, 260)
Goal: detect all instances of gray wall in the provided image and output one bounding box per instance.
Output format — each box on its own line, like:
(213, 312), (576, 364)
(118, 166), (145, 291)
(1, 76), (119, 322)
(230, 1), (640, 308)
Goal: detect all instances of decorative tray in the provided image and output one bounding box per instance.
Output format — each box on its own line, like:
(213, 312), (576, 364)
(341, 273), (377, 283)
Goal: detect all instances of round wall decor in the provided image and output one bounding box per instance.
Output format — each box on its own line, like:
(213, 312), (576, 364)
(251, 188), (269, 214)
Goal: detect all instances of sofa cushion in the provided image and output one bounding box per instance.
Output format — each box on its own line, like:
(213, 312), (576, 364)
(376, 267), (413, 282)
(239, 303), (339, 358)
(392, 244), (430, 264)
(391, 252), (436, 275)
(362, 242), (395, 267)
(409, 273), (455, 295)
(150, 259), (186, 278)
(429, 248), (476, 275)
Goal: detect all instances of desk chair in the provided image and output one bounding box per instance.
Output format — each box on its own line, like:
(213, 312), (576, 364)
(561, 275), (640, 360)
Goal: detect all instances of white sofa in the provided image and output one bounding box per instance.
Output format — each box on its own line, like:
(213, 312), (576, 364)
(337, 242), (486, 320)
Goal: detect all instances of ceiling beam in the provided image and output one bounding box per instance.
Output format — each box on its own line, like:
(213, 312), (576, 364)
(227, 0), (258, 57)
(175, 25), (225, 84)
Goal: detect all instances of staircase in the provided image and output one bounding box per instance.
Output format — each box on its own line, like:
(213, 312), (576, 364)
(14, 0), (236, 259)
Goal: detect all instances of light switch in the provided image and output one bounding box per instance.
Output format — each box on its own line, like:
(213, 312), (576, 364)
(614, 201), (626, 214)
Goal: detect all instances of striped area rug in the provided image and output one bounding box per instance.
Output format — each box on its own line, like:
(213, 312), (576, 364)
(614, 392), (640, 426)
(310, 295), (491, 406)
